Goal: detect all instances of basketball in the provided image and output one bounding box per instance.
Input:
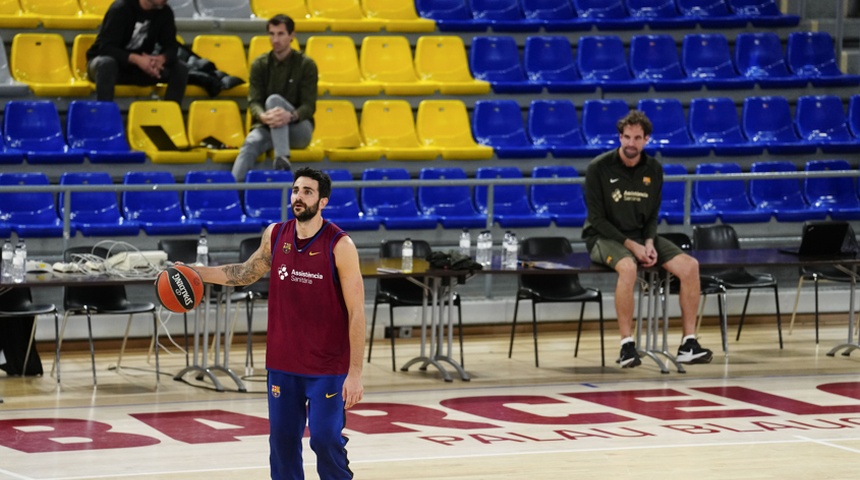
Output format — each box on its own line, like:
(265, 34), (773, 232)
(155, 265), (204, 313)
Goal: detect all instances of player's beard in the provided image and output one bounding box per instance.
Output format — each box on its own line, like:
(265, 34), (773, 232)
(621, 146), (640, 160)
(293, 199), (320, 222)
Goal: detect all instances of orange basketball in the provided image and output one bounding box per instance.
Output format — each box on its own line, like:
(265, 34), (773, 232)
(155, 265), (204, 313)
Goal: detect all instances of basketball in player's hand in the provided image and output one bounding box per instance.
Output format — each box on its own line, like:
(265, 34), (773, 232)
(155, 265), (204, 313)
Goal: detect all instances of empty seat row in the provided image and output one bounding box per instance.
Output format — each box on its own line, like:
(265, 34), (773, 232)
(0, 0), (106, 30)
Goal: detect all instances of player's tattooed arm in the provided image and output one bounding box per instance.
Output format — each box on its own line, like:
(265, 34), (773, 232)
(220, 250), (270, 286)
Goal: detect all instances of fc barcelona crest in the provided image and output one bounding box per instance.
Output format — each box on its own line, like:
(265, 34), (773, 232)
(283, 242), (292, 254)
(643, 176), (651, 186)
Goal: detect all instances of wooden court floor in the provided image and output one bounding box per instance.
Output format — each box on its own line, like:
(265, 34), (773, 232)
(2, 317), (860, 480)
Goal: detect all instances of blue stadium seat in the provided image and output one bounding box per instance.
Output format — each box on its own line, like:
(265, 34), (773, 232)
(581, 99), (629, 149)
(472, 100), (549, 158)
(636, 98), (710, 157)
(794, 95), (858, 154)
(626, 0), (697, 29)
(660, 163), (717, 224)
(183, 171), (263, 234)
(734, 32), (808, 89)
(576, 35), (650, 92)
(415, 0), (489, 31)
(689, 97), (763, 155)
(681, 33), (756, 89)
(694, 162), (773, 223)
(803, 160), (860, 220)
(474, 167), (552, 228)
(3, 100), (85, 164)
(0, 172), (63, 237)
(786, 32), (860, 87)
(0, 132), (24, 165)
(530, 165), (587, 227)
(849, 95), (860, 139)
(571, 0), (645, 29)
(749, 161), (826, 222)
(66, 101), (147, 164)
(741, 96), (817, 155)
(360, 168), (439, 230)
(321, 169), (380, 231)
(59, 172), (140, 237)
(528, 99), (603, 158)
(629, 34), (702, 91)
(727, 0), (800, 27)
(470, 36), (544, 93)
(243, 170), (294, 225)
(470, 0), (543, 31)
(520, 0), (591, 31)
(418, 167), (487, 228)
(523, 36), (597, 93)
(122, 171), (203, 235)
(675, 0), (747, 28)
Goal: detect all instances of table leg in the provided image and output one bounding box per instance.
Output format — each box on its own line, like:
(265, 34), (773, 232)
(827, 264), (860, 357)
(175, 285), (224, 391)
(636, 271), (669, 373)
(401, 276), (452, 381)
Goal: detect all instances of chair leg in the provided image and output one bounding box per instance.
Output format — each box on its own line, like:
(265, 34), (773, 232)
(367, 300), (379, 363)
(456, 301), (464, 367)
(152, 312), (160, 385)
(531, 300), (539, 368)
(54, 312), (70, 384)
(86, 311), (97, 387)
(735, 289), (753, 341)
(696, 294), (708, 334)
(574, 302), (585, 357)
(508, 296), (521, 358)
(718, 291), (728, 354)
(814, 276), (820, 344)
(789, 276), (805, 336)
(598, 300), (605, 367)
(183, 312), (190, 367)
(245, 297), (255, 371)
(118, 314), (134, 371)
(774, 285), (783, 349)
(22, 312), (40, 377)
(388, 304), (397, 372)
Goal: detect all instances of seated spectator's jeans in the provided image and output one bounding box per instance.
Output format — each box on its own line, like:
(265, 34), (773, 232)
(87, 56), (189, 103)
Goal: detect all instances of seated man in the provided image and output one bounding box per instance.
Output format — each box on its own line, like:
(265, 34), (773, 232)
(231, 14), (318, 181)
(582, 110), (713, 368)
(86, 0), (188, 103)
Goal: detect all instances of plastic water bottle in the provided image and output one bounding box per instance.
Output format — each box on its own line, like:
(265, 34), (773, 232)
(401, 238), (413, 273)
(459, 229), (471, 257)
(12, 239), (26, 283)
(196, 233), (209, 266)
(476, 230), (492, 268)
(502, 231), (512, 268)
(505, 231), (519, 270)
(1, 239), (13, 281)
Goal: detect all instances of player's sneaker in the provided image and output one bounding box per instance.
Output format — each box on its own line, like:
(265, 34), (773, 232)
(618, 342), (641, 368)
(676, 338), (713, 364)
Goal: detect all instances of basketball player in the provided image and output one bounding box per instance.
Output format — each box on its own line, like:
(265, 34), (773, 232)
(192, 167), (365, 479)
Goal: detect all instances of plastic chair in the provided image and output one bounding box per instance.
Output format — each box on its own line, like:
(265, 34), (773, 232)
(66, 100), (147, 164)
(470, 0), (543, 32)
(787, 32), (860, 87)
(472, 100), (548, 159)
(576, 35), (649, 92)
(10, 33), (92, 96)
(681, 33), (756, 89)
(802, 159), (860, 220)
(127, 100), (208, 164)
(625, 0), (696, 28)
(733, 32), (808, 88)
(78, 0), (113, 17)
(509, 236), (604, 367)
(414, 0), (489, 31)
(414, 36), (491, 94)
(0, 287), (57, 380)
(368, 239), (463, 371)
(580, 99), (629, 149)
(183, 170), (264, 233)
(59, 172), (141, 237)
(694, 162), (773, 223)
(360, 100), (440, 161)
(741, 96), (817, 155)
(629, 34), (702, 91)
(675, 0), (748, 28)
(527, 99), (601, 158)
(305, 36), (382, 96)
(0, 0), (40, 28)
(794, 95), (857, 153)
(416, 100), (494, 160)
(243, 170), (295, 224)
(122, 171), (204, 235)
(571, 0), (645, 29)
(3, 100), (86, 164)
(250, 0), (329, 31)
(186, 100), (245, 163)
(322, 169), (380, 230)
(523, 35), (598, 93)
(188, 35), (249, 97)
(307, 0), (384, 32)
(0, 31), (33, 96)
(195, 0), (254, 18)
(360, 168), (439, 229)
(727, 0), (799, 27)
(469, 35), (544, 93)
(688, 97), (763, 155)
(360, 0), (437, 32)
(748, 161), (826, 222)
(692, 224), (783, 348)
(0, 173), (63, 237)
(659, 163), (718, 224)
(637, 98), (710, 157)
(311, 100), (382, 161)
(520, 0), (591, 31)
(530, 165), (588, 227)
(418, 167), (486, 228)
(19, 0), (101, 29)
(474, 166), (552, 227)
(71, 34), (153, 97)
(850, 95), (860, 139)
(359, 36), (437, 95)
(0, 132), (24, 165)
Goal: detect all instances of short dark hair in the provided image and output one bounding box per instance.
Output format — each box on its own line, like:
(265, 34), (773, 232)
(294, 167), (332, 199)
(616, 110), (653, 137)
(267, 14), (295, 34)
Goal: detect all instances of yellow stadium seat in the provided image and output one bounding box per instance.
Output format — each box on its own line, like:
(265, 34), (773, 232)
(187, 100), (245, 163)
(248, 35), (300, 69)
(244, 109), (325, 163)
(305, 36), (381, 96)
(415, 36), (491, 95)
(19, 0), (101, 29)
(0, 0), (40, 28)
(189, 35), (249, 97)
(78, 0), (112, 17)
(416, 100), (494, 160)
(311, 100), (382, 161)
(251, 0), (329, 32)
(360, 100), (440, 161)
(127, 101), (208, 164)
(10, 33), (92, 96)
(71, 34), (152, 97)
(307, 0), (383, 32)
(360, 36), (437, 95)
(361, 0), (435, 32)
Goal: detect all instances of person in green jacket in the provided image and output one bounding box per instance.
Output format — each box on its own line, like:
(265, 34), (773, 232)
(232, 14), (318, 181)
(582, 110), (713, 368)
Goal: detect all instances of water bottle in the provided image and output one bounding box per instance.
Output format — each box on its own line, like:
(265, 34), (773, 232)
(476, 230), (492, 268)
(505, 231), (519, 270)
(501, 231), (512, 269)
(12, 239), (26, 283)
(401, 238), (413, 273)
(459, 229), (471, 257)
(196, 232), (209, 266)
(1, 239), (13, 281)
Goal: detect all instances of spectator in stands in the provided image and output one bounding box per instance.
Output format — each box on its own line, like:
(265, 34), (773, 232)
(232, 14), (318, 181)
(582, 110), (713, 368)
(86, 0), (188, 103)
